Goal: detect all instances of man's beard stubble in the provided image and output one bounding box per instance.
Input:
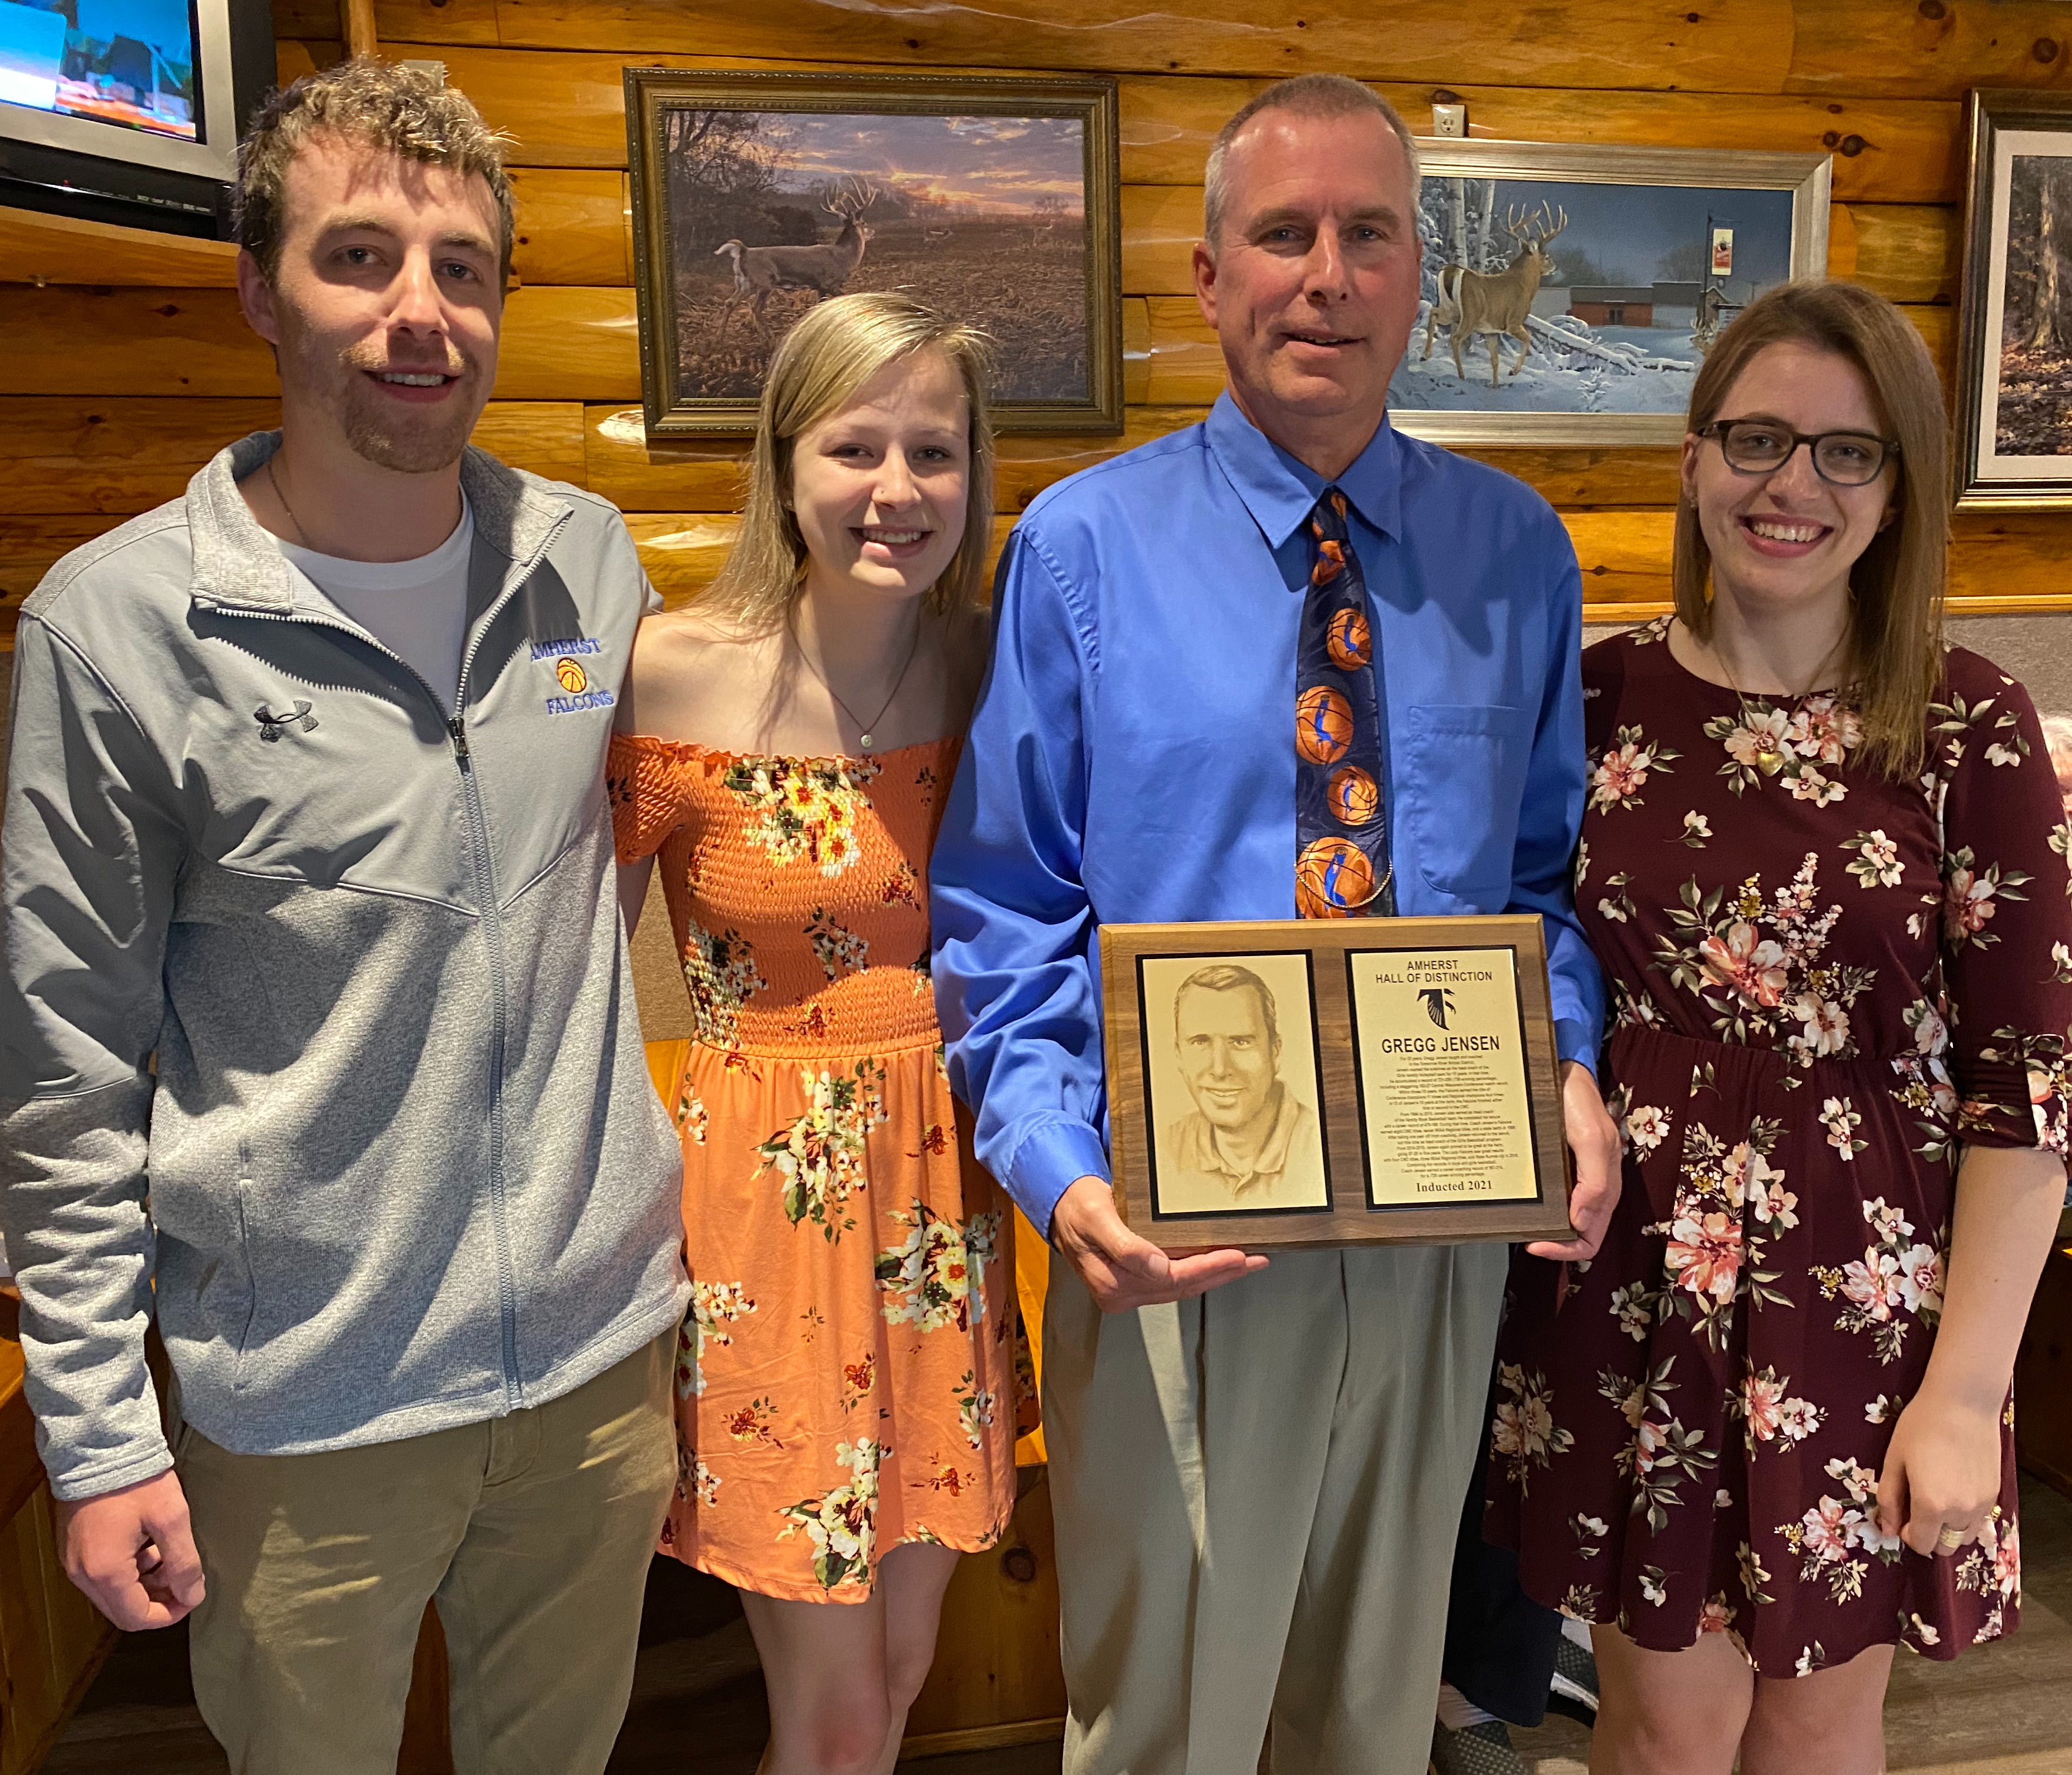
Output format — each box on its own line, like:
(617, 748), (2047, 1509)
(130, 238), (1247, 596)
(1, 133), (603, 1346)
(285, 325), (485, 475)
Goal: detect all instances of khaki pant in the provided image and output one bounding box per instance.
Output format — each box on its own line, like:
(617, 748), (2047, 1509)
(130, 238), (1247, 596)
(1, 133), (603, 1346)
(1043, 1244), (1508, 1775)
(177, 1334), (676, 1775)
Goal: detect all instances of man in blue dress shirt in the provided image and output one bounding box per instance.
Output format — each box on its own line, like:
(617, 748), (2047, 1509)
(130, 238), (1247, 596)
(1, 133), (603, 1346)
(931, 73), (1620, 1775)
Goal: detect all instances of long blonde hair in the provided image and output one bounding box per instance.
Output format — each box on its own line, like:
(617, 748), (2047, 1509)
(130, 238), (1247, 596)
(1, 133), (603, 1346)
(1673, 279), (1946, 779)
(709, 292), (996, 627)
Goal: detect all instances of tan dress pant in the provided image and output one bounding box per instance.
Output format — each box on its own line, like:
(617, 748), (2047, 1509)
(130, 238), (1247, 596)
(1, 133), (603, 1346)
(176, 1332), (676, 1775)
(1043, 1243), (1508, 1775)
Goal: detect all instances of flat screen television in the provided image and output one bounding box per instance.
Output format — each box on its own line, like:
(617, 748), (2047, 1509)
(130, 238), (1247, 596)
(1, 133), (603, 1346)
(0, 0), (275, 237)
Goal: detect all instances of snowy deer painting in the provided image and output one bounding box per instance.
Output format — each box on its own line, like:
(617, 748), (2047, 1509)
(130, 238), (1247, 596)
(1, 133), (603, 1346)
(1420, 203), (1568, 388)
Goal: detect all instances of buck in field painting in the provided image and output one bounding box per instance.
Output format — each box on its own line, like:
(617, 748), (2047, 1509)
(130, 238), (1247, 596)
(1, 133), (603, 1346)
(626, 72), (1124, 435)
(1386, 141), (1828, 444)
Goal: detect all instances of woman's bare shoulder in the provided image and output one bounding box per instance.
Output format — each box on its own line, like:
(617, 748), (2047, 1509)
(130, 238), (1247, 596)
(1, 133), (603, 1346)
(619, 605), (780, 735)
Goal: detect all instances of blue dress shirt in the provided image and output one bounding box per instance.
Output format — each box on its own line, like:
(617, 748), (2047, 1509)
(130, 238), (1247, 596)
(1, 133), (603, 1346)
(930, 393), (1605, 1235)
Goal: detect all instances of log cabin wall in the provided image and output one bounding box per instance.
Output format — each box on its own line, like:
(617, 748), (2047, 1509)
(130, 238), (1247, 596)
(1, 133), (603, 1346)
(10, 2), (2072, 643)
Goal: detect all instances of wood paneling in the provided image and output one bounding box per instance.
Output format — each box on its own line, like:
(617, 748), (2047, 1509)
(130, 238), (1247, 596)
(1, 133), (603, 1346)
(1786, 1), (2072, 100)
(0, 288), (276, 397)
(1828, 203), (1962, 306)
(0, 399), (585, 515)
(394, 43), (1958, 204)
(902, 1472), (1067, 1757)
(0, 286), (638, 400)
(0, 205), (240, 288)
(509, 168), (631, 286)
(382, 0), (1799, 91)
(365, 0), (2072, 105)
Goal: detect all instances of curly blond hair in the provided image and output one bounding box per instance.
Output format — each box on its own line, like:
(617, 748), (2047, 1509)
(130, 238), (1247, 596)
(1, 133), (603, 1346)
(235, 56), (515, 282)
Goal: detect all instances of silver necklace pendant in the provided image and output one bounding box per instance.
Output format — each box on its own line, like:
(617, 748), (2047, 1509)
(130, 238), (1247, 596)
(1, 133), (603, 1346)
(859, 733), (874, 751)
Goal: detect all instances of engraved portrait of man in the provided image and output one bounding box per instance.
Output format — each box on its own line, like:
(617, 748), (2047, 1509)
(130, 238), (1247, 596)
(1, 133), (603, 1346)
(1160, 961), (1326, 1209)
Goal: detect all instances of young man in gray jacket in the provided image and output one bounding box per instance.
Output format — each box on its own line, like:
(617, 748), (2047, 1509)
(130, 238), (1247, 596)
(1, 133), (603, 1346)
(0, 61), (687, 1774)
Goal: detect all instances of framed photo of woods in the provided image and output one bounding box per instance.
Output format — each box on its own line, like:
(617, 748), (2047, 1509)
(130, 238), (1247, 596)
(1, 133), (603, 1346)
(1392, 138), (1831, 447)
(1099, 916), (1574, 1253)
(1954, 89), (2072, 509)
(624, 68), (1123, 437)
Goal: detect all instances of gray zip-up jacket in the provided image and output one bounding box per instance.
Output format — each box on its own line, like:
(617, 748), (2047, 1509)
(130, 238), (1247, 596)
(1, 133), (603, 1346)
(0, 433), (688, 1502)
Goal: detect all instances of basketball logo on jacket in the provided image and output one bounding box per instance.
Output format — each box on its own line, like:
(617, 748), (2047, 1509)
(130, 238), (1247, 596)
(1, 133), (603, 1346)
(1296, 685), (1354, 764)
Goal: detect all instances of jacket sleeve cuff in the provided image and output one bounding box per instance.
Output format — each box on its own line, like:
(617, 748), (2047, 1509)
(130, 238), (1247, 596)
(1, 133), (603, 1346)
(1554, 1016), (1598, 1078)
(46, 1440), (175, 1506)
(1003, 1117), (1113, 1241)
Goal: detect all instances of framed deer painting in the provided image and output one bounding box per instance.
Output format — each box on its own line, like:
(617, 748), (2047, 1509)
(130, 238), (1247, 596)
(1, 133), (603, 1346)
(625, 69), (1123, 437)
(1392, 140), (1831, 447)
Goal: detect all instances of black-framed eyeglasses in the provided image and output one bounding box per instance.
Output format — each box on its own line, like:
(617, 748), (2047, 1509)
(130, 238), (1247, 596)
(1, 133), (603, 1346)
(1697, 419), (1901, 487)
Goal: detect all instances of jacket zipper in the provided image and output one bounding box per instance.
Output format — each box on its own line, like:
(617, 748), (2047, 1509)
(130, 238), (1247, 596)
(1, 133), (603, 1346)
(446, 708), (521, 1414)
(202, 517), (565, 1419)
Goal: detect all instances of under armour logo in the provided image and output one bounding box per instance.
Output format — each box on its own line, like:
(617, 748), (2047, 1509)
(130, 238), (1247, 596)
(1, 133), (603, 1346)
(254, 700), (318, 742)
(1419, 987), (1456, 1030)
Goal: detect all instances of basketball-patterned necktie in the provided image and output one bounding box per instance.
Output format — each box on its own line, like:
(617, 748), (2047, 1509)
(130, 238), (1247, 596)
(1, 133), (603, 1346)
(1295, 488), (1394, 919)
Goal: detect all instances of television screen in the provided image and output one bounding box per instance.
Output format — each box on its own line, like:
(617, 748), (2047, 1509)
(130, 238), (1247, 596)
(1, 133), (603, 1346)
(0, 0), (269, 235)
(0, 0), (200, 143)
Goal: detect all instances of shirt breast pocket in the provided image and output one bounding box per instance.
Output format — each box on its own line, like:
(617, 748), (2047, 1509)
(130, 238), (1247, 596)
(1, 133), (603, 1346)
(1400, 703), (1526, 902)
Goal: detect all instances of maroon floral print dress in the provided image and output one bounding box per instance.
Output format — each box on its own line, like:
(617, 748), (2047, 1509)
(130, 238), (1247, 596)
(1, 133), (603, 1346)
(1487, 619), (2072, 1676)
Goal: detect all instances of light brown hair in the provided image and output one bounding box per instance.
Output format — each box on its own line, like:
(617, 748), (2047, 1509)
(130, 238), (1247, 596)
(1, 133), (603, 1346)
(1674, 279), (1946, 779)
(235, 57), (515, 284)
(710, 292), (996, 628)
(1203, 74), (1420, 246)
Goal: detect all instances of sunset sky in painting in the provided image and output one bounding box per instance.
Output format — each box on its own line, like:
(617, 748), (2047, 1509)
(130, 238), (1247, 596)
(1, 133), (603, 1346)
(754, 112), (1085, 215)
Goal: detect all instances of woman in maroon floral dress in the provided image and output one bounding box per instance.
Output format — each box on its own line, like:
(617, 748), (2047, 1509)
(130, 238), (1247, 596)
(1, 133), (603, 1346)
(1488, 281), (2072, 1774)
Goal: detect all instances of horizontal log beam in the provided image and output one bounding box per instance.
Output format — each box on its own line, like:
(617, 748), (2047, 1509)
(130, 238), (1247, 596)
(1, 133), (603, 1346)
(0, 173), (629, 292)
(508, 169), (632, 286)
(0, 286), (642, 400)
(0, 206), (240, 288)
(0, 400), (587, 515)
(359, 0), (2072, 114)
(368, 45), (1959, 205)
(376, 0), (1803, 90)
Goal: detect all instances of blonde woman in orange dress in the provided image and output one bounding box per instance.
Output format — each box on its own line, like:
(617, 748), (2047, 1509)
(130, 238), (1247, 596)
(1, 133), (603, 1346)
(610, 293), (1019, 1774)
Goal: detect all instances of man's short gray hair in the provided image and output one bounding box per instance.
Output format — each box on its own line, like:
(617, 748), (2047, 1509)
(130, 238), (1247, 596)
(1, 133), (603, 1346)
(1202, 74), (1421, 248)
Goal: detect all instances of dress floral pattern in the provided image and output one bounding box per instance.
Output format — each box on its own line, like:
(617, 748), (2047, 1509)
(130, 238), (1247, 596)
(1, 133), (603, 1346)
(1488, 623), (2072, 1675)
(611, 734), (1025, 1602)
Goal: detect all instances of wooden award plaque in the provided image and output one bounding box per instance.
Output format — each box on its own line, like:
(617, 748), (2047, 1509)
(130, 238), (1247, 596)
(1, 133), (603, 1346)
(1098, 914), (1575, 1251)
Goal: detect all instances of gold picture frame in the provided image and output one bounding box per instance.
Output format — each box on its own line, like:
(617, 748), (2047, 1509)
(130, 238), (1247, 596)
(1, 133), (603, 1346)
(1393, 137), (1832, 448)
(624, 68), (1123, 438)
(1954, 89), (2072, 509)
(1099, 915), (1574, 1252)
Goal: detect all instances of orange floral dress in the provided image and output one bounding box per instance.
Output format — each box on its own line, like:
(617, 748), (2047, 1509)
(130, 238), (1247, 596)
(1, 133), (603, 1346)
(609, 734), (1024, 1602)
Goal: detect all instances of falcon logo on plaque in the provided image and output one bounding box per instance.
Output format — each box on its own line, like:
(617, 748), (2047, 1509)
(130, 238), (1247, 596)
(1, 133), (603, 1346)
(1099, 916), (1572, 1251)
